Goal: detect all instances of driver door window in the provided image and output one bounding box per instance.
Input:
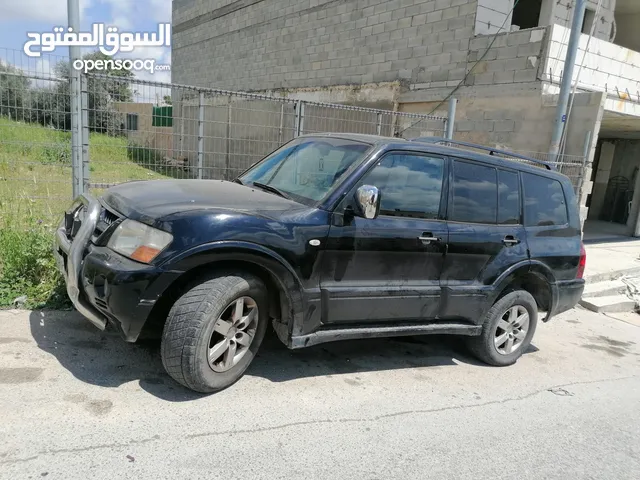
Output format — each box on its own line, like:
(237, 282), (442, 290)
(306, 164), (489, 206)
(363, 153), (445, 219)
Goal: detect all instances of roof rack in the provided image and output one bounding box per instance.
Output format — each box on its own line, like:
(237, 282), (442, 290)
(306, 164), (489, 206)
(411, 137), (554, 171)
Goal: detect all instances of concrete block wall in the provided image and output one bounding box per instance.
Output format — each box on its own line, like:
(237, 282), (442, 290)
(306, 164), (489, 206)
(474, 0), (616, 39)
(542, 24), (640, 103)
(553, 0), (616, 42)
(399, 86), (604, 182)
(172, 0), (478, 93)
(400, 86), (605, 223)
(475, 0), (512, 35)
(463, 27), (546, 87)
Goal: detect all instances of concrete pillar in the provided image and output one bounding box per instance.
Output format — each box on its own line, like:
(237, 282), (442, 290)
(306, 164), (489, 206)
(588, 141), (616, 220)
(539, 0), (555, 26)
(627, 172), (640, 237)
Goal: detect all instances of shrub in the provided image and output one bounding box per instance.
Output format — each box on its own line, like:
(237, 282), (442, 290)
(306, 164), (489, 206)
(0, 216), (70, 309)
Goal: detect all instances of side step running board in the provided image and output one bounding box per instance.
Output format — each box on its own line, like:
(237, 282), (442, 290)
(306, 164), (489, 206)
(289, 323), (481, 349)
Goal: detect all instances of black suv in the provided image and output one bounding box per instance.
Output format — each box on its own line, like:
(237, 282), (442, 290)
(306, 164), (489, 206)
(54, 134), (586, 393)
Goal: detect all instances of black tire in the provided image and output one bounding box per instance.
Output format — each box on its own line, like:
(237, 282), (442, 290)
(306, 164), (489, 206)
(467, 290), (538, 366)
(161, 272), (269, 393)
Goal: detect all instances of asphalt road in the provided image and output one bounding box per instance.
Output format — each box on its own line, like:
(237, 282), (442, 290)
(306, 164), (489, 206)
(0, 307), (639, 479)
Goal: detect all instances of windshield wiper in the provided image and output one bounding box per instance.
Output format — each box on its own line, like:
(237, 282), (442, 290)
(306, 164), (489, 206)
(251, 182), (291, 200)
(234, 178), (243, 185)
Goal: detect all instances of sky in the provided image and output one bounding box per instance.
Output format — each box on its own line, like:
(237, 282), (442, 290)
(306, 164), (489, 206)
(0, 0), (173, 84)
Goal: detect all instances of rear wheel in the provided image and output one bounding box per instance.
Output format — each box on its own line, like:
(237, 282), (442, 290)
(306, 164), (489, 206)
(161, 272), (268, 393)
(467, 290), (538, 366)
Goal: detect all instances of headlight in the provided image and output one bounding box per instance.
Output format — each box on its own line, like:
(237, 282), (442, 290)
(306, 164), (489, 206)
(107, 219), (173, 264)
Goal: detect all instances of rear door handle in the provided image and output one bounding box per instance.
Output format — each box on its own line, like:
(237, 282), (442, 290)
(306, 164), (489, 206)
(503, 235), (520, 246)
(418, 232), (440, 244)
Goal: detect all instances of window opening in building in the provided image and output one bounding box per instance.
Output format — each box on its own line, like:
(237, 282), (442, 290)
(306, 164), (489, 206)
(512, 0), (543, 30)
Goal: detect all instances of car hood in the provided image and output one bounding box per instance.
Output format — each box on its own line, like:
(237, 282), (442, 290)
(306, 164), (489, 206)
(102, 179), (306, 222)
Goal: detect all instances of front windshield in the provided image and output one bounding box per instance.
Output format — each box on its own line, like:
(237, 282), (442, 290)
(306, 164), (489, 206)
(239, 137), (371, 204)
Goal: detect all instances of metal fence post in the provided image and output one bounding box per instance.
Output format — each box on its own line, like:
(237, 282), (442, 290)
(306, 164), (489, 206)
(80, 73), (89, 195)
(225, 96), (232, 180)
(70, 75), (82, 197)
(299, 102), (305, 136)
(68, 0), (82, 199)
(197, 92), (204, 180)
(376, 113), (382, 135)
(278, 104), (285, 143)
(392, 112), (400, 137)
(293, 101), (300, 137)
(177, 91), (184, 158)
(445, 97), (457, 140)
(294, 101), (305, 137)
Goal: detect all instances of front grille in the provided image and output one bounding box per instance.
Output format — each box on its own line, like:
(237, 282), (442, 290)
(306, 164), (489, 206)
(94, 298), (108, 310)
(102, 209), (118, 227)
(92, 206), (123, 242)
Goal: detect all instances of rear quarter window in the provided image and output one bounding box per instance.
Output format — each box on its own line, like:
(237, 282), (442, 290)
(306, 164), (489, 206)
(522, 173), (569, 227)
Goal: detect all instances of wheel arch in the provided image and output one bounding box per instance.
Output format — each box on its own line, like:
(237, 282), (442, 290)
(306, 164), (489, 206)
(491, 261), (555, 316)
(144, 243), (305, 342)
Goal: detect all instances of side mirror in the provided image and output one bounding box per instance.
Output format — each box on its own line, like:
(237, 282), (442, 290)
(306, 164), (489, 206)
(355, 185), (381, 220)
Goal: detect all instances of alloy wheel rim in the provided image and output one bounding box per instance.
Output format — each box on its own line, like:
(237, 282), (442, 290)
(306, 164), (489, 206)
(208, 296), (258, 372)
(494, 305), (529, 355)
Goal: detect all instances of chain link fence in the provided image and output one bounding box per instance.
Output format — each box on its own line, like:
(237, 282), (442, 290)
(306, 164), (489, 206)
(0, 52), (446, 225)
(2, 48), (590, 228)
(0, 50), (74, 226)
(85, 74), (448, 192)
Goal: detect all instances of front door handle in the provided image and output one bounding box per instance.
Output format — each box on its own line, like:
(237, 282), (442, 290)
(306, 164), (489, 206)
(503, 235), (520, 246)
(418, 233), (440, 244)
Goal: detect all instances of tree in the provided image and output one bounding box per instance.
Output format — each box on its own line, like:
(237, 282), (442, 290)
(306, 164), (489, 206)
(54, 51), (136, 133)
(163, 95), (172, 105)
(28, 85), (68, 129)
(0, 61), (31, 121)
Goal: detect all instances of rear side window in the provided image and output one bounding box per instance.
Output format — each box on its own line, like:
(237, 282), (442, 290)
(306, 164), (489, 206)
(498, 170), (520, 225)
(522, 173), (568, 226)
(450, 161), (497, 224)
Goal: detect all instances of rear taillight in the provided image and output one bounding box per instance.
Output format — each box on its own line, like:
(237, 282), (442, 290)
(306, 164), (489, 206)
(577, 242), (586, 279)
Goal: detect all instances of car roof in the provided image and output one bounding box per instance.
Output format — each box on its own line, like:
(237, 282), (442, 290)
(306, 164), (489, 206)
(300, 132), (570, 182)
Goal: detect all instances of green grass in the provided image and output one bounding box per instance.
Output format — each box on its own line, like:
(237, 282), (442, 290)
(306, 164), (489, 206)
(0, 117), (182, 227)
(0, 117), (182, 308)
(0, 212), (69, 309)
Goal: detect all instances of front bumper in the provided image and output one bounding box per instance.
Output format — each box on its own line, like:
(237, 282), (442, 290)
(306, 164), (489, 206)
(54, 195), (107, 331)
(54, 194), (181, 342)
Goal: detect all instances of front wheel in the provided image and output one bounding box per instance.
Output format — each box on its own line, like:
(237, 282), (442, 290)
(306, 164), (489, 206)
(161, 272), (269, 393)
(467, 290), (538, 366)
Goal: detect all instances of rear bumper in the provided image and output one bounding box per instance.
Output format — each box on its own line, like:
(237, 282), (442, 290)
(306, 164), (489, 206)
(547, 279), (585, 320)
(54, 194), (181, 342)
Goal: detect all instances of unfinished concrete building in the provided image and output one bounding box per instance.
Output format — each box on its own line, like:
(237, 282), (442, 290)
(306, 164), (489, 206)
(172, 0), (640, 236)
